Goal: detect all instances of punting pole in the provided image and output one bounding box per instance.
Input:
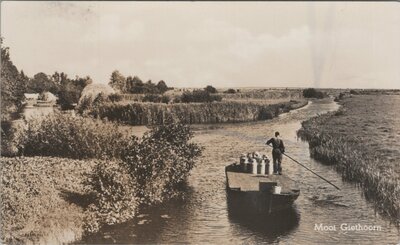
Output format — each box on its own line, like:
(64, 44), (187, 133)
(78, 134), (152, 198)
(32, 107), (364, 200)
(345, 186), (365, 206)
(266, 144), (341, 190)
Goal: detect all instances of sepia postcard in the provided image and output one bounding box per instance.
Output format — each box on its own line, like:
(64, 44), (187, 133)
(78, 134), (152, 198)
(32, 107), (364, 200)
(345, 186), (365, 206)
(1, 1), (399, 244)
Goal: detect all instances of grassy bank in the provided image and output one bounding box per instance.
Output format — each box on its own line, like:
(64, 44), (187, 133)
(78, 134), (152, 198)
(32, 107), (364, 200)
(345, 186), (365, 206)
(86, 100), (308, 125)
(298, 94), (400, 221)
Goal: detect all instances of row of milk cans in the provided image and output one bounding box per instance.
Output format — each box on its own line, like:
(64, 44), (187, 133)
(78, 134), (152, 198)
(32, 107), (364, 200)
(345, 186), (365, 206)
(240, 152), (273, 175)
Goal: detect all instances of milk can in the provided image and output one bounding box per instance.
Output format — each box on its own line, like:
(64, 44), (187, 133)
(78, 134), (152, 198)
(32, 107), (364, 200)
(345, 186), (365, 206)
(241, 157), (249, 172)
(258, 159), (266, 175)
(273, 186), (282, 194)
(267, 159), (273, 175)
(246, 153), (253, 173)
(251, 160), (258, 174)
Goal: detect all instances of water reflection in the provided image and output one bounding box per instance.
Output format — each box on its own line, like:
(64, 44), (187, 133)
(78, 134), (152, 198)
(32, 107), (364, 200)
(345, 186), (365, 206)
(228, 206), (300, 243)
(81, 187), (197, 244)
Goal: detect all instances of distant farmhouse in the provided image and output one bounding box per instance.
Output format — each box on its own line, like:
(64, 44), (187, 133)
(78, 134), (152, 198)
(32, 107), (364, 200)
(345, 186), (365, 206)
(24, 92), (58, 107)
(24, 93), (39, 107)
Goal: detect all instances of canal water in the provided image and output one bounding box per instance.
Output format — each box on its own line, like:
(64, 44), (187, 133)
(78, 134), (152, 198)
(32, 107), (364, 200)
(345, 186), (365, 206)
(81, 99), (399, 244)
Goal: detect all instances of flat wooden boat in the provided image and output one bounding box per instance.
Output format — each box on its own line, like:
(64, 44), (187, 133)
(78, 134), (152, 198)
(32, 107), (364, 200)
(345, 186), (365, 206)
(225, 163), (300, 214)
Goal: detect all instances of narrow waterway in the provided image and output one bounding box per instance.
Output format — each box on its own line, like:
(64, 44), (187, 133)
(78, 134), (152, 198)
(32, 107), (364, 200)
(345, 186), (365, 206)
(81, 99), (399, 244)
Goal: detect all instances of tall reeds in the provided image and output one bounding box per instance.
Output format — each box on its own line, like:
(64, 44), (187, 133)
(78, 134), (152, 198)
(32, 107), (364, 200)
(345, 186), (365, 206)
(220, 89), (303, 100)
(87, 100), (307, 125)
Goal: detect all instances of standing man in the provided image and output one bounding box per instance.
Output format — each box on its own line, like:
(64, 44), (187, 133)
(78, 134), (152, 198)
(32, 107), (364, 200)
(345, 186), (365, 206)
(266, 132), (285, 175)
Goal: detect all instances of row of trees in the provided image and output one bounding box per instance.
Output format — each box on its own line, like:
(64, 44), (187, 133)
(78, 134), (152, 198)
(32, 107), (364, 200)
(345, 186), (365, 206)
(302, 88), (327, 99)
(27, 71), (93, 109)
(109, 70), (170, 94)
(1, 41), (93, 115)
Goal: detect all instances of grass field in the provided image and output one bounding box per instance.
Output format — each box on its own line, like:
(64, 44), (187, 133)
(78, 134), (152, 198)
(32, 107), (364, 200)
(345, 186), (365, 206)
(298, 93), (400, 220)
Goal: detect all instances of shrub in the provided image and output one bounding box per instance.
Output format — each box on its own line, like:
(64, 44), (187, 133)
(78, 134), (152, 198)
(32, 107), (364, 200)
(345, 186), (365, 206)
(121, 121), (202, 205)
(349, 89), (359, 95)
(76, 92), (109, 114)
(1, 157), (95, 244)
(179, 90), (222, 103)
(224, 88), (237, 94)
(302, 88), (327, 99)
(142, 94), (170, 104)
(84, 161), (138, 233)
(1, 121), (19, 156)
(108, 93), (123, 102)
(204, 85), (217, 94)
(160, 95), (171, 104)
(15, 112), (130, 159)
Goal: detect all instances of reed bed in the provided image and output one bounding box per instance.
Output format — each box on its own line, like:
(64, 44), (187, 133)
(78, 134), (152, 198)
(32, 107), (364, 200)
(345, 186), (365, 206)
(220, 89), (303, 100)
(87, 100), (307, 125)
(298, 94), (400, 221)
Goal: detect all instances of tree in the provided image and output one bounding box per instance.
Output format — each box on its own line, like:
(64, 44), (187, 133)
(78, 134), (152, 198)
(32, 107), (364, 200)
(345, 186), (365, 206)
(224, 88), (236, 94)
(109, 70), (126, 92)
(302, 88), (327, 99)
(1, 41), (26, 120)
(27, 72), (59, 94)
(58, 75), (92, 109)
(156, 80), (169, 94)
(204, 85), (217, 94)
(127, 76), (144, 93)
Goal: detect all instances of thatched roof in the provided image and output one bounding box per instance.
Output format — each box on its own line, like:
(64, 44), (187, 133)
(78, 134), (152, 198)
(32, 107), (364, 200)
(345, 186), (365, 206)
(24, 93), (39, 100)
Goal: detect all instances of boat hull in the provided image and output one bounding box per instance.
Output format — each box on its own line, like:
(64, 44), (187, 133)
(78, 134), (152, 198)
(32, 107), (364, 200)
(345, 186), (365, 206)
(226, 188), (299, 214)
(225, 164), (300, 214)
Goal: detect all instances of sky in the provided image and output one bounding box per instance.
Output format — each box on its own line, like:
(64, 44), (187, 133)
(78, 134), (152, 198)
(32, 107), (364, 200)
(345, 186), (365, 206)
(1, 1), (399, 89)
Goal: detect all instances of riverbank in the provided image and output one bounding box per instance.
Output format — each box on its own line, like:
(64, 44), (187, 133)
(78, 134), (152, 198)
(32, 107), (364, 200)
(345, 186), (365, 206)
(298, 93), (400, 221)
(86, 99), (308, 125)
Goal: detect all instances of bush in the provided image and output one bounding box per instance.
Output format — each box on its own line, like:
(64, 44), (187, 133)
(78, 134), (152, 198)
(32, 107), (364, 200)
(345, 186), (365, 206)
(204, 85), (217, 94)
(224, 88), (237, 94)
(15, 112), (130, 159)
(349, 89), (359, 95)
(77, 92), (118, 114)
(142, 94), (170, 104)
(179, 90), (222, 103)
(108, 93), (123, 102)
(1, 121), (20, 156)
(302, 88), (327, 99)
(121, 121), (202, 205)
(1, 157), (95, 244)
(84, 161), (138, 233)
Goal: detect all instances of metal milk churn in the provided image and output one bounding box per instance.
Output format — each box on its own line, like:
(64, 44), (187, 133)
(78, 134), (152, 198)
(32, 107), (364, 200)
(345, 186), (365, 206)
(240, 155), (248, 172)
(251, 158), (258, 174)
(259, 159), (266, 175)
(267, 159), (273, 175)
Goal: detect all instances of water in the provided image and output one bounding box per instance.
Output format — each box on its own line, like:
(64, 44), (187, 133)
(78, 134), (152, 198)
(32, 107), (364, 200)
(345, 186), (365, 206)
(81, 100), (399, 244)
(22, 106), (56, 119)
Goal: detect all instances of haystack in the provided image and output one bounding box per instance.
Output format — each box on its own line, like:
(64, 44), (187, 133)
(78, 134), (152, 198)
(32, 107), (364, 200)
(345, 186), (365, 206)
(79, 83), (115, 104)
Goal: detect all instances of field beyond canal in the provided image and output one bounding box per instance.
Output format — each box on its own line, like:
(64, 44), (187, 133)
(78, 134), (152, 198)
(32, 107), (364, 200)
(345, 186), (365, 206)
(298, 93), (400, 220)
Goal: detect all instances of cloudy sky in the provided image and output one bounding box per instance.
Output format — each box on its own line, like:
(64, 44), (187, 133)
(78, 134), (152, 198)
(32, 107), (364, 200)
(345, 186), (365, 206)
(1, 1), (399, 88)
